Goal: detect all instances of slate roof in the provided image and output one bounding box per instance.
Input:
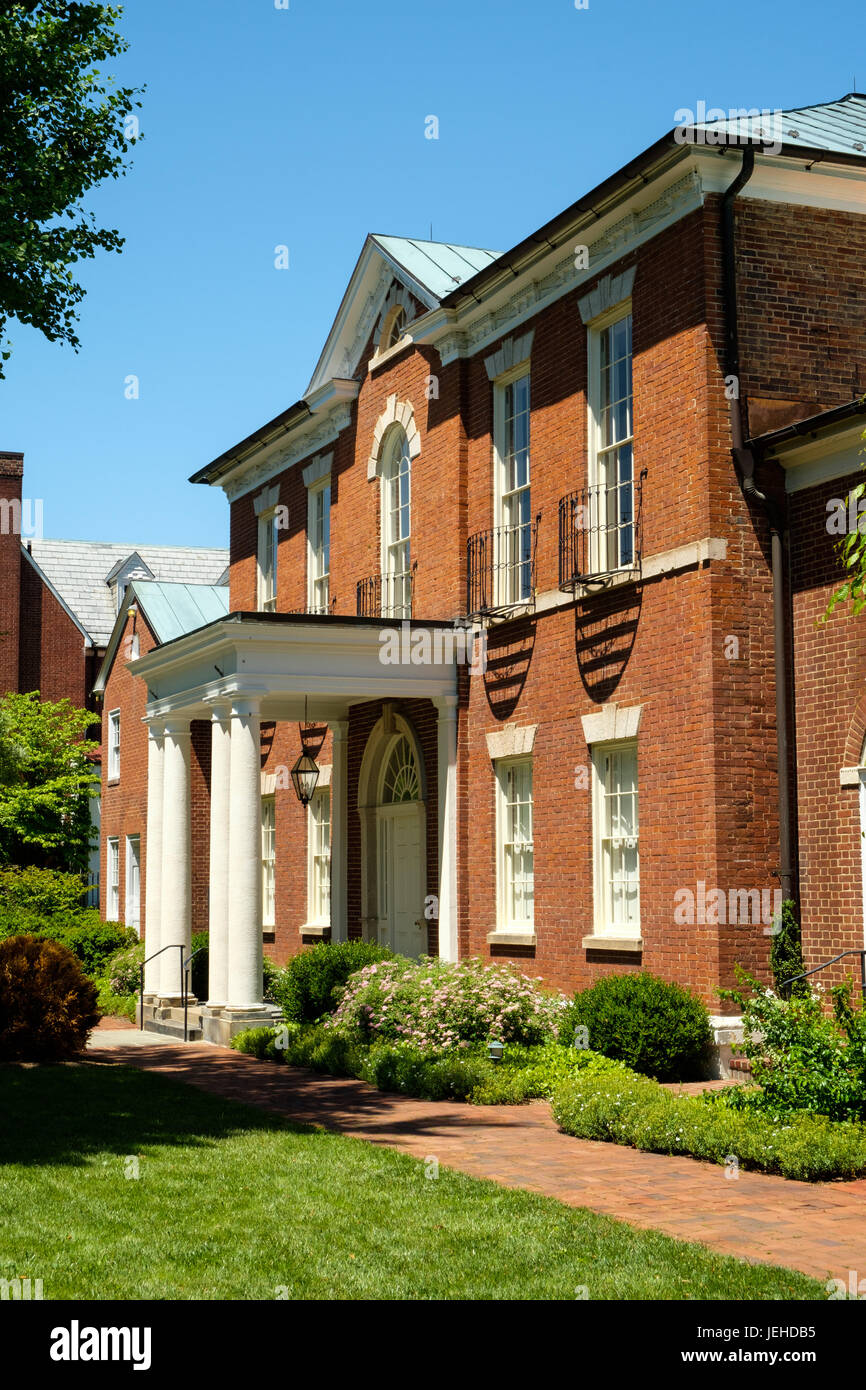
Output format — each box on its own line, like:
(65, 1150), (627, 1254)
(26, 539), (228, 647)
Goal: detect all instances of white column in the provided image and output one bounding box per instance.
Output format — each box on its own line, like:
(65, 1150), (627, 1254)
(159, 717), (192, 1001)
(226, 698), (264, 1010)
(330, 720), (348, 943)
(435, 695), (459, 962)
(143, 724), (165, 998)
(206, 703), (232, 1006)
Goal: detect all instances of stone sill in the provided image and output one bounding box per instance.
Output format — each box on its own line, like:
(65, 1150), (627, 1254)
(582, 934), (643, 952)
(487, 930), (537, 947)
(300, 923), (330, 937)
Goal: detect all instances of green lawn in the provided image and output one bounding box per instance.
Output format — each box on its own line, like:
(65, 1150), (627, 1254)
(0, 1062), (823, 1301)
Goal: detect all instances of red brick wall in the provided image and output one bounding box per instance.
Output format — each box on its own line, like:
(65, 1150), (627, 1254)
(790, 469), (866, 991)
(0, 453), (23, 694)
(19, 550), (90, 706)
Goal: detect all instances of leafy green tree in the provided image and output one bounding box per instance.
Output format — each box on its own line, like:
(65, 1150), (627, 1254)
(0, 2), (142, 376)
(0, 691), (98, 873)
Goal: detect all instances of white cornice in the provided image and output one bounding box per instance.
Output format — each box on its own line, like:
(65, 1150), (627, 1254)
(220, 386), (358, 503)
(695, 147), (866, 214)
(768, 420), (866, 493)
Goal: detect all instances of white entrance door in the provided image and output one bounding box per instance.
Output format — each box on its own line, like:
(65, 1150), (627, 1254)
(379, 805), (425, 957)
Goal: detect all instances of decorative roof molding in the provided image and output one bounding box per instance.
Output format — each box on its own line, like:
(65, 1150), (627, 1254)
(484, 329), (535, 381)
(485, 724), (537, 760)
(223, 399), (354, 504)
(367, 395), (421, 481)
(581, 702), (643, 745)
(302, 452), (333, 489)
(253, 483), (281, 516)
(435, 169), (702, 366)
(577, 265), (637, 324)
(336, 259), (395, 380)
(374, 282), (414, 344)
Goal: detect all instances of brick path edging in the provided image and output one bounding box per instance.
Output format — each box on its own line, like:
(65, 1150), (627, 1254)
(86, 1036), (866, 1285)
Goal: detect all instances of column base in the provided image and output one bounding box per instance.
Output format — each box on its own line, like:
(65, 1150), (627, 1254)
(201, 1003), (281, 1048)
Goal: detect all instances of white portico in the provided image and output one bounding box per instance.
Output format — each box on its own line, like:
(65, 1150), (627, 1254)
(133, 612), (461, 1043)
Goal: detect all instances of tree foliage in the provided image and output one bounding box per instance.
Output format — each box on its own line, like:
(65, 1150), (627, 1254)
(0, 1), (142, 375)
(823, 422), (866, 621)
(0, 691), (98, 872)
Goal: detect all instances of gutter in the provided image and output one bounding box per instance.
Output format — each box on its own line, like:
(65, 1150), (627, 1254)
(722, 147), (796, 907)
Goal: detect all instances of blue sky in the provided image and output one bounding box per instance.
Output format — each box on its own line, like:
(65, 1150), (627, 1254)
(2, 0), (860, 548)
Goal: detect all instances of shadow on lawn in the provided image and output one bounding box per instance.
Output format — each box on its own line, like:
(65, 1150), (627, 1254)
(0, 1061), (315, 1168)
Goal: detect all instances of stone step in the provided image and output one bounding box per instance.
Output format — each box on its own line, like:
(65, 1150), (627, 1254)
(144, 1018), (203, 1042)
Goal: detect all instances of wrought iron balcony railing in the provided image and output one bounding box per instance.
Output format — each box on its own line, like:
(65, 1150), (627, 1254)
(356, 567), (414, 620)
(558, 473), (646, 590)
(466, 517), (540, 619)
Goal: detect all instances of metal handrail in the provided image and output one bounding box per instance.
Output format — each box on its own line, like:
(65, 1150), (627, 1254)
(781, 948), (866, 997)
(137, 943), (185, 1031)
(182, 944), (208, 1043)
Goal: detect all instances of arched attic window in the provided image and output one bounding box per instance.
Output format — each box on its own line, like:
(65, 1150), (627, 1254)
(379, 304), (407, 353)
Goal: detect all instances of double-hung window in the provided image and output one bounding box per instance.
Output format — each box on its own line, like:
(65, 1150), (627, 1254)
(495, 368), (532, 605)
(125, 835), (141, 933)
(106, 837), (120, 920)
(257, 511), (279, 612)
(496, 757), (534, 932)
(592, 741), (639, 937)
(107, 710), (120, 781)
(307, 481), (331, 615)
(382, 428), (411, 618)
(261, 796), (276, 927)
(589, 309), (634, 573)
(307, 786), (331, 926)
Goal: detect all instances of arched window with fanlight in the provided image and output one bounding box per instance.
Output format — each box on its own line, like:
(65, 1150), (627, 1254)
(381, 735), (421, 804)
(381, 427), (412, 619)
(379, 304), (407, 353)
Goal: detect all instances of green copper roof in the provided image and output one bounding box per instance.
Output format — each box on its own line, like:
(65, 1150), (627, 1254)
(130, 581), (229, 644)
(370, 235), (501, 300)
(693, 92), (866, 155)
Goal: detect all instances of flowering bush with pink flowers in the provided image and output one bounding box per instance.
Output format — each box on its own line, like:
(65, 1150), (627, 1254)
(326, 956), (568, 1049)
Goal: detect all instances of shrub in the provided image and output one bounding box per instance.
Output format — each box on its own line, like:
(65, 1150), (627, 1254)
(560, 972), (712, 1081)
(0, 865), (86, 916)
(552, 1068), (866, 1182)
(271, 940), (395, 1024)
(722, 968), (866, 1123)
(189, 931), (208, 1000)
(330, 956), (568, 1049)
(362, 1041), (492, 1102)
(0, 934), (100, 1060)
(59, 914), (134, 975)
(262, 954), (281, 1003)
(770, 900), (809, 999)
(102, 940), (145, 996)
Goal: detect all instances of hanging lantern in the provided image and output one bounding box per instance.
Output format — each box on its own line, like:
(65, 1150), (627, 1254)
(291, 751), (320, 807)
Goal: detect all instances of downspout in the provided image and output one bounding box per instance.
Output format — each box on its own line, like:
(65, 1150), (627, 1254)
(722, 147), (795, 906)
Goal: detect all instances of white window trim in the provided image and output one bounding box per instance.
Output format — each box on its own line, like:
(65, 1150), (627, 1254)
(379, 427), (412, 619)
(305, 785), (332, 929)
(106, 837), (120, 920)
(107, 709), (120, 782)
(492, 360), (532, 608)
(125, 834), (141, 935)
(261, 795), (276, 928)
(494, 755), (534, 936)
(306, 473), (331, 615)
(589, 738), (640, 941)
(586, 299), (634, 576)
(257, 510), (279, 613)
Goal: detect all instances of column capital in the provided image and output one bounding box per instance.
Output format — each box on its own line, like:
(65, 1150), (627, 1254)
(230, 696), (263, 720)
(145, 719), (166, 741)
(434, 694), (459, 718)
(204, 698), (232, 723)
(330, 719), (349, 741)
(162, 716), (191, 739)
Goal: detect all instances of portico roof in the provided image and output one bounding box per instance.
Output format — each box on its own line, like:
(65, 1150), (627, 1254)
(130, 611), (467, 725)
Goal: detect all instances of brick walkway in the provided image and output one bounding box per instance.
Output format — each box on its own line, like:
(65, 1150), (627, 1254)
(87, 1034), (866, 1284)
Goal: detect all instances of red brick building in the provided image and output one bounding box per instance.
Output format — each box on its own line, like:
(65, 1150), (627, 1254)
(118, 94), (866, 1052)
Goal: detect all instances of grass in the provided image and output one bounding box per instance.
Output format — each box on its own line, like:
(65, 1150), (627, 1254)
(0, 1062), (824, 1301)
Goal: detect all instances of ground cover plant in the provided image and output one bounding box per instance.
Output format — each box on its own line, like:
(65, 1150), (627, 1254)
(552, 1067), (866, 1182)
(0, 1062), (824, 1300)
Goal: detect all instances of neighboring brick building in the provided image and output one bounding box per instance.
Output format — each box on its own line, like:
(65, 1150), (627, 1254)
(123, 93), (866, 1049)
(0, 449), (227, 902)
